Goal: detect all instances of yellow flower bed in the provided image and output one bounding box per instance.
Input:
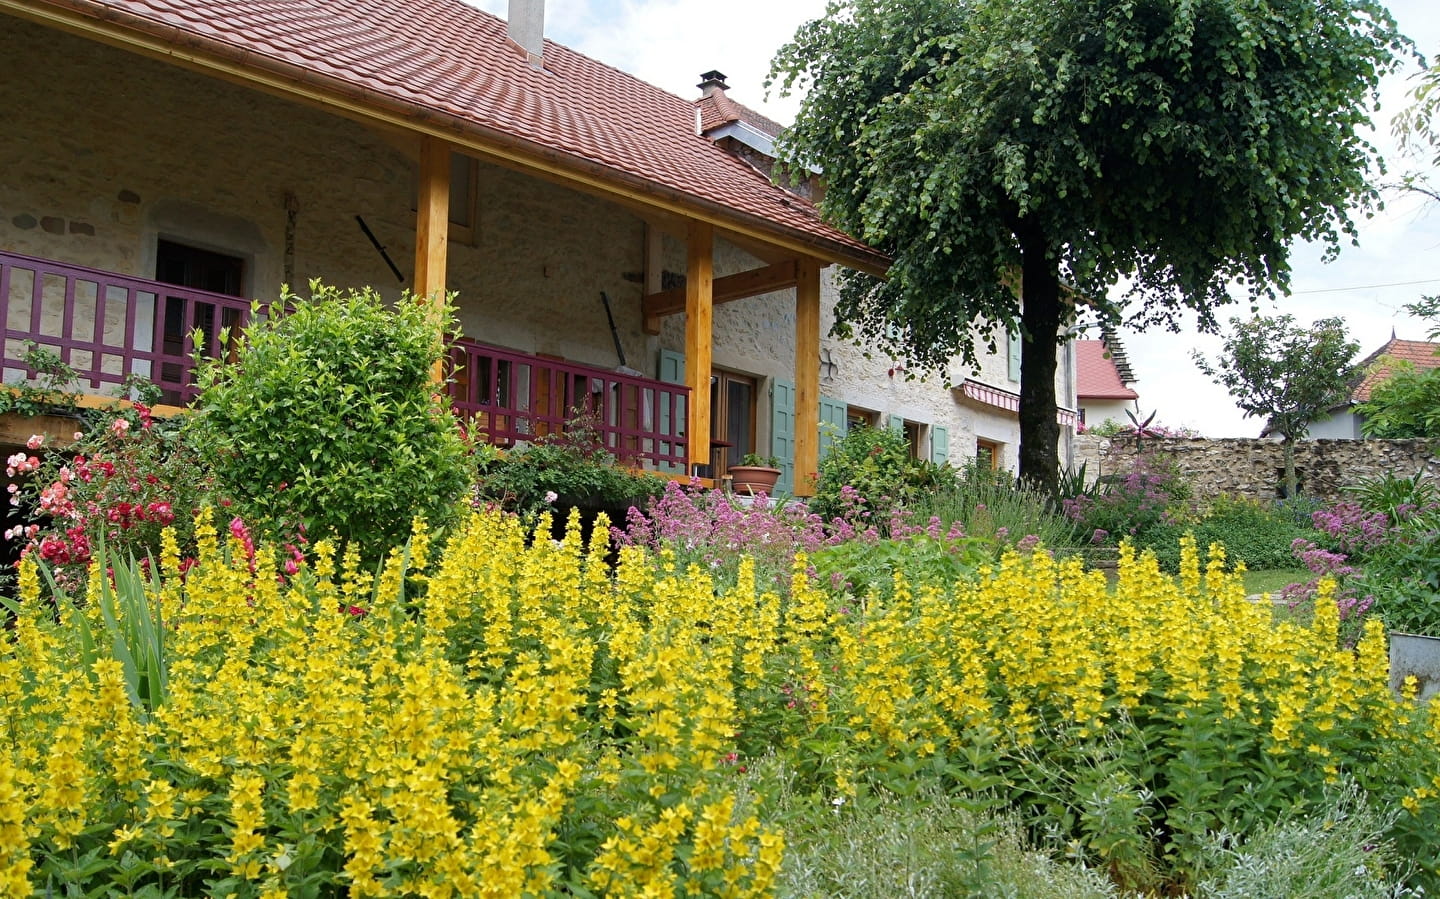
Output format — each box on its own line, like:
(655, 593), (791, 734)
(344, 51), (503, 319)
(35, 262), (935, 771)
(1, 509), (1436, 896)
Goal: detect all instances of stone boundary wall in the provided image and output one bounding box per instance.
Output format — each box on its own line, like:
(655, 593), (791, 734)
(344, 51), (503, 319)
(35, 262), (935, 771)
(1074, 434), (1440, 504)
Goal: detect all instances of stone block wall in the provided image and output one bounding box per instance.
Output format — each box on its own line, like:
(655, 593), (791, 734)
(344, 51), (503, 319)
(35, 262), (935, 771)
(1075, 434), (1440, 503)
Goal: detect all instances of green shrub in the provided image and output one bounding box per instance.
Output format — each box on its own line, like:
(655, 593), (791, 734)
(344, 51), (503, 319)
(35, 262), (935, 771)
(1145, 494), (1319, 572)
(188, 282), (469, 558)
(475, 412), (666, 518)
(810, 425), (957, 529)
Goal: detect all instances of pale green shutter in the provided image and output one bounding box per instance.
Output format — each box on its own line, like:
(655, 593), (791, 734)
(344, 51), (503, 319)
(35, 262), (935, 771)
(819, 395), (847, 462)
(888, 414), (904, 434)
(658, 350), (686, 474)
(1007, 332), (1022, 382)
(771, 378), (796, 495)
(930, 425), (950, 465)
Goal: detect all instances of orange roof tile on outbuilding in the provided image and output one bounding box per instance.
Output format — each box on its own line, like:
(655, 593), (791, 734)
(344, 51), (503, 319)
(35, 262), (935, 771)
(13, 0), (886, 273)
(1352, 338), (1440, 402)
(1076, 340), (1138, 400)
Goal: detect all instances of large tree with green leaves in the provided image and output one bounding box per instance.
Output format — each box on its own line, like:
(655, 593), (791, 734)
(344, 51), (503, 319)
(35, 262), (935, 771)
(1193, 315), (1360, 498)
(770, 0), (1409, 494)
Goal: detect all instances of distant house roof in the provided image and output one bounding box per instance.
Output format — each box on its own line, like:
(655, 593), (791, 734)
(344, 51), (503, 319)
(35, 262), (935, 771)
(14, 0), (885, 272)
(696, 71), (784, 138)
(1351, 337), (1440, 402)
(1076, 329), (1138, 401)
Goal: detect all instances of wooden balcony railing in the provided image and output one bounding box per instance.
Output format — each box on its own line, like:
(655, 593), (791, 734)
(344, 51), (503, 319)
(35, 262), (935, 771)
(1, 250), (690, 468)
(1, 250), (252, 406)
(447, 338), (689, 469)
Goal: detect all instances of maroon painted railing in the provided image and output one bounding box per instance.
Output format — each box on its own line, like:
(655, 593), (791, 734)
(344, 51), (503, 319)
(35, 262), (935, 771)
(1, 251), (690, 468)
(447, 337), (689, 468)
(1, 250), (253, 406)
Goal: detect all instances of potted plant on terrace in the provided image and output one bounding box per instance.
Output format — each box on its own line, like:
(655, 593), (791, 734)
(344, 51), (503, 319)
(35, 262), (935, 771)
(729, 453), (782, 496)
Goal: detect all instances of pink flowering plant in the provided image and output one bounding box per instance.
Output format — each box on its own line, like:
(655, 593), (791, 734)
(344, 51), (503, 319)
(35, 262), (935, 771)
(1061, 452), (1192, 546)
(7, 405), (226, 591)
(613, 479), (844, 591)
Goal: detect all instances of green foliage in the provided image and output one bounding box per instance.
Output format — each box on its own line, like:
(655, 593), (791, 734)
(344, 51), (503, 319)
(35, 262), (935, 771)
(188, 281), (469, 557)
(917, 460), (1082, 552)
(809, 425), (957, 528)
(1358, 360), (1440, 438)
(738, 452), (781, 469)
(0, 341), (80, 417)
(1191, 783), (1415, 898)
(475, 412), (666, 518)
(3, 545), (169, 714)
(1145, 494), (1321, 573)
(810, 533), (994, 599)
(748, 763), (1124, 899)
(1194, 315), (1361, 498)
(771, 0), (1408, 491)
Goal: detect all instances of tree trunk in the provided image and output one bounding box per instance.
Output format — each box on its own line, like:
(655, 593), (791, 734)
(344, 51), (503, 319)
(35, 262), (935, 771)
(1282, 437), (1298, 498)
(1016, 222), (1063, 497)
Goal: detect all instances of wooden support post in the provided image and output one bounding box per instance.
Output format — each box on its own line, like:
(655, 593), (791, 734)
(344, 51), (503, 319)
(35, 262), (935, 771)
(684, 220), (714, 470)
(643, 225), (664, 335)
(414, 135), (450, 382)
(794, 257), (821, 496)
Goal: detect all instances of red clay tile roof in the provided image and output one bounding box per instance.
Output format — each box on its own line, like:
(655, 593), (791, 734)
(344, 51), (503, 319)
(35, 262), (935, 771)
(1077, 340), (1138, 400)
(1352, 338), (1440, 402)
(27, 0), (884, 271)
(698, 92), (784, 138)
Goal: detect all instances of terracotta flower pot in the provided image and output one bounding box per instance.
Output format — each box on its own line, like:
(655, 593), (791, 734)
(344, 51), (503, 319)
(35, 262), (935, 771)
(728, 465), (781, 496)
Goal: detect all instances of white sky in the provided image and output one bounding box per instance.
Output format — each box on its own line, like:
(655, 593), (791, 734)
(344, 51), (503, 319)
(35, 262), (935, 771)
(469, 0), (1440, 437)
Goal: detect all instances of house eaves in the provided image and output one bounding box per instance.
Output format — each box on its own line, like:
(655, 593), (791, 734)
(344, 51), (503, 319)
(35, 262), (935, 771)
(3, 0), (889, 276)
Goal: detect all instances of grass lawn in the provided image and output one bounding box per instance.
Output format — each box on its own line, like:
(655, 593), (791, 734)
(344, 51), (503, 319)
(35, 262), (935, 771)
(1242, 567), (1310, 597)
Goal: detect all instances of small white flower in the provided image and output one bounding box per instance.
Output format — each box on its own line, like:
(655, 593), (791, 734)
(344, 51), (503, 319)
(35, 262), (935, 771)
(544, 490), (558, 503)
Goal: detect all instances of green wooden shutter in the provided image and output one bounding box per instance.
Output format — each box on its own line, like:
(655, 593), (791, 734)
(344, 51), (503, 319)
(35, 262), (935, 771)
(819, 395), (847, 462)
(658, 349), (686, 474)
(771, 378), (796, 495)
(888, 414), (904, 434)
(1007, 332), (1022, 382)
(930, 425), (950, 465)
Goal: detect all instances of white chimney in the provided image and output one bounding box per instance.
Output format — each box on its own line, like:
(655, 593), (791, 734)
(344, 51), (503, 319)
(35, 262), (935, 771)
(508, 0), (544, 67)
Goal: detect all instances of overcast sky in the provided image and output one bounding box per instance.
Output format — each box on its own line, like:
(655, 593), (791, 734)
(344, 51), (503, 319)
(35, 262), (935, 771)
(469, 0), (1440, 437)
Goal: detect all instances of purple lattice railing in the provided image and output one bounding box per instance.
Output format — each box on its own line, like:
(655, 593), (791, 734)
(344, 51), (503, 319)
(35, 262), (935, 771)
(1, 250), (253, 406)
(447, 337), (689, 469)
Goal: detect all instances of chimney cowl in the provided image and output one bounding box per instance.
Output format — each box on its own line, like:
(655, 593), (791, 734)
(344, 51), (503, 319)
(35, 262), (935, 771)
(697, 70), (730, 95)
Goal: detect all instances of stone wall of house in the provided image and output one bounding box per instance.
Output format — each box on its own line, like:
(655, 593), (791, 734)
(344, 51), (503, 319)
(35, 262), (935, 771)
(1075, 434), (1440, 503)
(0, 16), (650, 375)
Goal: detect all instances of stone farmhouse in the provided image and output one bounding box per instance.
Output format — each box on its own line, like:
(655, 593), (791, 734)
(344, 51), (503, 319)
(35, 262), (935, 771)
(0, 0), (1078, 493)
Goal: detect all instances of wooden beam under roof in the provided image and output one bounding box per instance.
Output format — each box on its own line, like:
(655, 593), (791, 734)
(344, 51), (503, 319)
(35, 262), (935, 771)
(642, 260), (797, 333)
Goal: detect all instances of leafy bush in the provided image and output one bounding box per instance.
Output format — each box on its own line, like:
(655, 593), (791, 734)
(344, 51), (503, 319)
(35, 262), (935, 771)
(1191, 783), (1415, 898)
(475, 411), (666, 518)
(1144, 493), (1319, 572)
(188, 282), (469, 559)
(809, 425), (957, 529)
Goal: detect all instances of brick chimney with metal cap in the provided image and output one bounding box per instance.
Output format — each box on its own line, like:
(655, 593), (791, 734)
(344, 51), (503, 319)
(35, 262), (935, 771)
(697, 70), (730, 97)
(508, 0), (545, 67)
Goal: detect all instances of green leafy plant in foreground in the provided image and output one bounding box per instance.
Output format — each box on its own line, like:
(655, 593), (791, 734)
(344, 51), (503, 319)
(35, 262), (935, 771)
(187, 281), (470, 561)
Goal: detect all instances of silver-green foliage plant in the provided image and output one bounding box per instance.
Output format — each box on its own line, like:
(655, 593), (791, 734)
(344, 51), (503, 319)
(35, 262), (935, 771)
(188, 282), (470, 558)
(1191, 782), (1416, 899)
